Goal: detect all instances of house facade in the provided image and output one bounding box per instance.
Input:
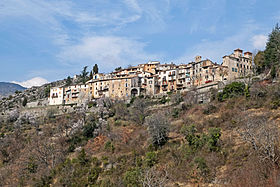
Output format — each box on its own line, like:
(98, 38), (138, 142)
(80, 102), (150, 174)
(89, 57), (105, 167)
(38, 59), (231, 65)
(49, 48), (253, 105)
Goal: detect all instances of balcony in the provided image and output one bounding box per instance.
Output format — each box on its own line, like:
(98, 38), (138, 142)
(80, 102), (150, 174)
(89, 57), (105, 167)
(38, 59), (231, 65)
(162, 81), (168, 85)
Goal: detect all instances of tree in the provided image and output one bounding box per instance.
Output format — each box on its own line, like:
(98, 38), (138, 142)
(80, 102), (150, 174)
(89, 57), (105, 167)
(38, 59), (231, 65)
(141, 167), (168, 187)
(145, 112), (169, 147)
(254, 51), (265, 73)
(240, 113), (280, 165)
(218, 67), (228, 81)
(217, 82), (246, 101)
(271, 65), (277, 79)
(264, 24), (280, 72)
(115, 67), (122, 71)
(89, 71), (93, 80)
(93, 64), (99, 74)
(66, 76), (72, 86)
(22, 97), (27, 107)
(45, 85), (51, 97)
(83, 114), (97, 138)
(81, 66), (89, 84)
(130, 97), (148, 124)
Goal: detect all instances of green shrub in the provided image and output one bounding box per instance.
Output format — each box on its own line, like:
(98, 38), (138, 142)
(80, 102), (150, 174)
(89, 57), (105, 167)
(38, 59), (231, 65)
(114, 119), (122, 126)
(218, 82), (246, 101)
(194, 157), (209, 177)
(144, 151), (158, 167)
(184, 125), (206, 150)
(270, 99), (280, 109)
(26, 157), (38, 174)
(83, 115), (97, 138)
(88, 167), (102, 185)
(203, 104), (217, 115)
(172, 108), (180, 118)
(207, 128), (221, 152)
(160, 96), (168, 104)
(104, 141), (115, 153)
(123, 167), (141, 187)
(88, 101), (97, 108)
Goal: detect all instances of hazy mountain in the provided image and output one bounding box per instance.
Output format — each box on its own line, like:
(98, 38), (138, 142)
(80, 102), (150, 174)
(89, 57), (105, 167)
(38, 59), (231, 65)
(0, 82), (26, 98)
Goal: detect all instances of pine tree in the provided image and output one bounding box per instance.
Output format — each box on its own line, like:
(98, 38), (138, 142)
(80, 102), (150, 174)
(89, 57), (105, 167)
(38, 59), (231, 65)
(93, 64), (99, 74)
(254, 51), (265, 73)
(89, 71), (93, 80)
(264, 24), (280, 70)
(66, 76), (72, 86)
(81, 66), (89, 84)
(22, 97), (27, 107)
(115, 66), (122, 71)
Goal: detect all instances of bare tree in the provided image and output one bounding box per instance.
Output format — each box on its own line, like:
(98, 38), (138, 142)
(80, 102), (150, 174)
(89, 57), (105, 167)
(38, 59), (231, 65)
(141, 167), (169, 187)
(170, 92), (183, 105)
(145, 112), (169, 147)
(240, 113), (280, 164)
(130, 97), (148, 124)
(218, 67), (228, 81)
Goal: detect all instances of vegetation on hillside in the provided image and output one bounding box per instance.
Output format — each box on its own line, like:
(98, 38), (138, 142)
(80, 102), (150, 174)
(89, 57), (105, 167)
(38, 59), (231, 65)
(1, 24), (280, 186)
(1, 79), (280, 186)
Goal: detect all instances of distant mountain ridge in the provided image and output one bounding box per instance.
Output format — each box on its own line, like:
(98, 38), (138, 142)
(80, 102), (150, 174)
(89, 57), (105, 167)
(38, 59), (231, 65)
(0, 82), (26, 98)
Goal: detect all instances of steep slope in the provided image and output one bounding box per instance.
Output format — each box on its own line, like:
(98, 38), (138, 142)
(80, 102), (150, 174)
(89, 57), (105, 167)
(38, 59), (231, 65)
(0, 82), (26, 97)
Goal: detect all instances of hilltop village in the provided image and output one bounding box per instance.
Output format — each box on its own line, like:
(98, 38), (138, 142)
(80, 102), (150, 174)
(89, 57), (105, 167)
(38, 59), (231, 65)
(49, 49), (253, 105)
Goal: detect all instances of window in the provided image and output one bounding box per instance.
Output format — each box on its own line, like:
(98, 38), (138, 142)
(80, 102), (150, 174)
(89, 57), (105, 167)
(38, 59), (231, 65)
(235, 68), (237, 72)
(125, 83), (128, 87)
(237, 63), (239, 67)
(232, 68), (235, 72)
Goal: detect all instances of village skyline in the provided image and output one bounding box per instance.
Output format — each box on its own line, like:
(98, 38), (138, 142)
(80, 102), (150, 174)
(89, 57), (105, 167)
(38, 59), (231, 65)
(1, 0), (279, 87)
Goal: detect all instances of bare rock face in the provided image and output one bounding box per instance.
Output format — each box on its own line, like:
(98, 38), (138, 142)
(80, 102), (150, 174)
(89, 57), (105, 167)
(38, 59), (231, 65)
(7, 109), (20, 123)
(14, 112), (38, 128)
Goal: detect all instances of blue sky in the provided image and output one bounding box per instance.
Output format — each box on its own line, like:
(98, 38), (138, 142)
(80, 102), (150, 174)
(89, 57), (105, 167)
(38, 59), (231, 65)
(0, 0), (279, 86)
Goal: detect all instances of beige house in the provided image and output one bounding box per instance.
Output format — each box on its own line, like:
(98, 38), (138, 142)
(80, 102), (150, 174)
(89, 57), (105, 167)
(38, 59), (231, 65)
(49, 48), (253, 105)
(87, 75), (141, 100)
(222, 49), (253, 80)
(64, 84), (89, 105)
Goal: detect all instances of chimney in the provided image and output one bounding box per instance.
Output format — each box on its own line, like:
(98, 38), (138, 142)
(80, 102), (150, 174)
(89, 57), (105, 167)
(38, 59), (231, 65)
(244, 51), (252, 59)
(234, 49), (243, 57)
(195, 56), (202, 63)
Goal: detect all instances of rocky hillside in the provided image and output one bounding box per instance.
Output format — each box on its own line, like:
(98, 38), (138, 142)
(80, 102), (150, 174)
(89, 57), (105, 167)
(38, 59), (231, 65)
(0, 82), (26, 98)
(0, 79), (67, 113)
(1, 80), (280, 186)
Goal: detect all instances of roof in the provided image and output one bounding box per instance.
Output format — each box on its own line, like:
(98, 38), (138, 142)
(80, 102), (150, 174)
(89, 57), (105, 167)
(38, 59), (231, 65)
(234, 48), (243, 52)
(244, 51), (252, 54)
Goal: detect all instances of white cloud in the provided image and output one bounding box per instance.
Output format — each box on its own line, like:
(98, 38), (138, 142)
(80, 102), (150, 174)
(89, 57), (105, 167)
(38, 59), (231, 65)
(12, 77), (49, 88)
(251, 34), (268, 49)
(58, 36), (162, 72)
(0, 0), (143, 46)
(174, 23), (259, 64)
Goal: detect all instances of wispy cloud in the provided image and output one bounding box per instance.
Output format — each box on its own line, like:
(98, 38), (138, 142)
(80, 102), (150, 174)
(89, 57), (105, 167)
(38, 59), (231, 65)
(58, 36), (163, 72)
(251, 34), (268, 50)
(188, 0), (226, 34)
